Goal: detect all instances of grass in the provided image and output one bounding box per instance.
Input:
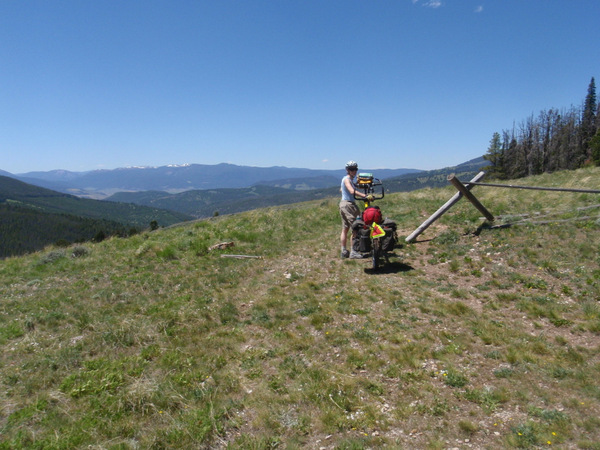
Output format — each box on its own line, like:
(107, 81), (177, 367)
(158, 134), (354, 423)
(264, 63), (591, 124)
(1, 166), (600, 448)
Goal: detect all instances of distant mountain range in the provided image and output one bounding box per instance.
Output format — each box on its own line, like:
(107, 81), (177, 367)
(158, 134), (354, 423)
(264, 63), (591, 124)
(106, 157), (489, 219)
(4, 164), (422, 199)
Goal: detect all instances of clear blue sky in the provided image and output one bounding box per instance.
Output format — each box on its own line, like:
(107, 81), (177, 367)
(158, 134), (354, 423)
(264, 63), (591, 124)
(2, 0), (599, 174)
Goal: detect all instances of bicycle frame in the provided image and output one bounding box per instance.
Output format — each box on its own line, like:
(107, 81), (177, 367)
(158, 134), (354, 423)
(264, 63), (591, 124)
(353, 176), (386, 270)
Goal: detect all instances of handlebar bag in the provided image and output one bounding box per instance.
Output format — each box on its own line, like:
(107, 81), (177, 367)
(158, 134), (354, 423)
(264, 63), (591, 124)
(357, 173), (374, 186)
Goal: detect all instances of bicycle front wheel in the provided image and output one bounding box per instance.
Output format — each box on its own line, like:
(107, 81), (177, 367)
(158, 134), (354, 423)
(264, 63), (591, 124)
(372, 239), (380, 270)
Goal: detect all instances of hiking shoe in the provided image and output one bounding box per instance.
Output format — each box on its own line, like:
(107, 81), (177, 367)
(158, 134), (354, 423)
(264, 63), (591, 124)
(349, 250), (365, 259)
(341, 249), (350, 259)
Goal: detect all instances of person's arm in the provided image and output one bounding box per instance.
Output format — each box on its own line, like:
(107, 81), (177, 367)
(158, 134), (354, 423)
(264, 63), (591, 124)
(343, 177), (367, 198)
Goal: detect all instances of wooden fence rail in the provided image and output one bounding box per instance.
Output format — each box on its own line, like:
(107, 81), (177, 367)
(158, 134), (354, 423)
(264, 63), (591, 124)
(465, 182), (600, 194)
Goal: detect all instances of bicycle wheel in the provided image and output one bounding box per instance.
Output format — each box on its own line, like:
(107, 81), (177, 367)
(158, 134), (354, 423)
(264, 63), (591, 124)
(371, 238), (380, 270)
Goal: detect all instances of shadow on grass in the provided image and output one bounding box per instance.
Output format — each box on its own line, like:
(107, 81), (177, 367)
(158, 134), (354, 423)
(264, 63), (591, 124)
(364, 259), (414, 275)
(474, 221), (513, 236)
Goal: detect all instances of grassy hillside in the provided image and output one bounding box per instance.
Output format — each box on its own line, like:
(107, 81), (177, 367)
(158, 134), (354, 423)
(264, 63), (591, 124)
(1, 167), (599, 448)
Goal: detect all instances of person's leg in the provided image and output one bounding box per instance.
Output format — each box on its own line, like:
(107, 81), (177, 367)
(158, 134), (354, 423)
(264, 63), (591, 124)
(345, 203), (363, 258)
(340, 203), (352, 257)
(349, 228), (364, 258)
(341, 226), (350, 250)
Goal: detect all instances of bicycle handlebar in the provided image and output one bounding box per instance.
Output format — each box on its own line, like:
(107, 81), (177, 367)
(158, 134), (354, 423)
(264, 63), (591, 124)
(353, 178), (385, 201)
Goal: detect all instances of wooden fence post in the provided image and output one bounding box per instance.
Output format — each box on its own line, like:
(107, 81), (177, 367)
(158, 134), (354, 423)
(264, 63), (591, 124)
(447, 174), (495, 222)
(405, 171), (487, 243)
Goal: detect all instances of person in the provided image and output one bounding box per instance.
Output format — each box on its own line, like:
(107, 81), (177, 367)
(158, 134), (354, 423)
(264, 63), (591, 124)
(339, 160), (372, 259)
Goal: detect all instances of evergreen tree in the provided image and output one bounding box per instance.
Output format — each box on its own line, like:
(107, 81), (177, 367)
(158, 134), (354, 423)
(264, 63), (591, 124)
(581, 77), (597, 159)
(483, 132), (504, 178)
(590, 130), (600, 165)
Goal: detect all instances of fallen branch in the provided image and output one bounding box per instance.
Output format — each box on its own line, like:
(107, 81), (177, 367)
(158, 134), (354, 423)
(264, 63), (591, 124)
(220, 254), (263, 259)
(577, 204), (600, 211)
(208, 241), (235, 251)
(488, 216), (598, 229)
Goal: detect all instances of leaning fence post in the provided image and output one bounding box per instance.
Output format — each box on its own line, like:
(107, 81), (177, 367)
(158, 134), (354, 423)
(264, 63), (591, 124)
(405, 171), (487, 243)
(447, 174), (495, 222)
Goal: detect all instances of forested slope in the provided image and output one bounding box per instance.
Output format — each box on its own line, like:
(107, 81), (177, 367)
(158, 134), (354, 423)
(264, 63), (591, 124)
(0, 203), (133, 257)
(0, 176), (193, 257)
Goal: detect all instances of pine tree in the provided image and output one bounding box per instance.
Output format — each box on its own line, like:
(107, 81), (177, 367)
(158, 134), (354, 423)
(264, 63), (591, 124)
(590, 131), (600, 165)
(483, 132), (504, 178)
(581, 77), (597, 160)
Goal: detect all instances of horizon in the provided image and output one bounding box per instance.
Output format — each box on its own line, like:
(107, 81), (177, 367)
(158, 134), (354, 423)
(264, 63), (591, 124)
(4, 156), (483, 176)
(2, 1), (598, 174)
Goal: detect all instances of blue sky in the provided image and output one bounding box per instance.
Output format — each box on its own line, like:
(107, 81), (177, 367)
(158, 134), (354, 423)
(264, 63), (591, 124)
(1, 1), (599, 174)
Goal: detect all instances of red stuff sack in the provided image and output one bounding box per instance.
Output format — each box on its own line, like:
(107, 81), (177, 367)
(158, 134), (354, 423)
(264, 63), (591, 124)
(362, 206), (382, 225)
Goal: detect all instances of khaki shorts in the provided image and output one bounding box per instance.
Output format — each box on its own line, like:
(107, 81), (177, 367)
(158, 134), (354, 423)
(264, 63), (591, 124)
(340, 201), (360, 228)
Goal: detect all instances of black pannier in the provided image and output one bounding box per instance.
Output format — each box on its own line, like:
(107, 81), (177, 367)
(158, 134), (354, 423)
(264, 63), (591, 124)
(352, 217), (397, 253)
(381, 218), (397, 252)
(351, 219), (372, 253)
